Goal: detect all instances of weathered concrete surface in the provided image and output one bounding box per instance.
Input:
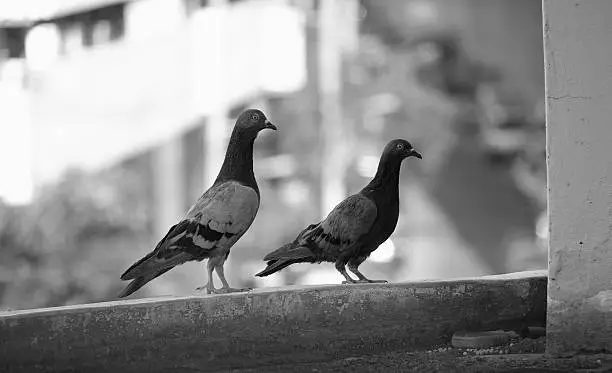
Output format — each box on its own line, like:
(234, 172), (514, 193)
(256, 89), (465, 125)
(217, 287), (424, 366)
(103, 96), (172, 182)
(0, 270), (546, 373)
(235, 353), (612, 373)
(543, 0), (612, 356)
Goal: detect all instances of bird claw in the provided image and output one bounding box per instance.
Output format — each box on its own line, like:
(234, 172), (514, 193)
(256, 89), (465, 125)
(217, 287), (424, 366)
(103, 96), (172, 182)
(342, 279), (388, 284)
(217, 287), (252, 294)
(195, 286), (252, 294)
(195, 285), (215, 294)
(195, 284), (253, 294)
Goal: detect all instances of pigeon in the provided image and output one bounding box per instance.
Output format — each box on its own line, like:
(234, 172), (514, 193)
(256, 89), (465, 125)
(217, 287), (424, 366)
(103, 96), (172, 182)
(255, 139), (421, 284)
(118, 109), (277, 297)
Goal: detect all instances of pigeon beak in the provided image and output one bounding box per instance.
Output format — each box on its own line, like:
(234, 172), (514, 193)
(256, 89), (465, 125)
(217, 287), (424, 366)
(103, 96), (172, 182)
(410, 149), (423, 159)
(264, 120), (277, 131)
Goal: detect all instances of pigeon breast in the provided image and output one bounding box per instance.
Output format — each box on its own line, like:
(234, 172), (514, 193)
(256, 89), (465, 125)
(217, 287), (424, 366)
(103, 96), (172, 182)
(182, 180), (260, 256)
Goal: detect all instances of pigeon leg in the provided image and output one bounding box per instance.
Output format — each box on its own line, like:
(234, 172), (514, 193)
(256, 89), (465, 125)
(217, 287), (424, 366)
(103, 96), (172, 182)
(196, 259), (218, 294)
(336, 260), (357, 284)
(348, 261), (388, 284)
(215, 262), (252, 293)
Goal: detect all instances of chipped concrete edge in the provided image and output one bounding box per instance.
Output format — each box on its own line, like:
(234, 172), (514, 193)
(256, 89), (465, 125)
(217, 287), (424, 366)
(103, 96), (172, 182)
(0, 270), (547, 319)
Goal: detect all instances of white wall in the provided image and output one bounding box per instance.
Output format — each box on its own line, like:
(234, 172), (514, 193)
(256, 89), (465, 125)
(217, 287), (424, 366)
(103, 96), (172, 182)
(0, 60), (33, 204)
(544, 0), (612, 355)
(26, 0), (306, 187)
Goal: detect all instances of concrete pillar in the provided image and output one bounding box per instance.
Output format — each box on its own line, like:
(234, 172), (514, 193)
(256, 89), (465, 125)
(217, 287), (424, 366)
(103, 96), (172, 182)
(544, 0), (612, 355)
(153, 137), (185, 237)
(202, 0), (229, 188)
(204, 111), (229, 187)
(317, 0), (358, 216)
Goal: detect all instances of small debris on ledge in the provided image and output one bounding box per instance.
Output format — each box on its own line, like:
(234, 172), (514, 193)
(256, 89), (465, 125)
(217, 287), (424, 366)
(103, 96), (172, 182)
(451, 330), (518, 349)
(236, 335), (608, 373)
(425, 327), (546, 356)
(425, 338), (545, 355)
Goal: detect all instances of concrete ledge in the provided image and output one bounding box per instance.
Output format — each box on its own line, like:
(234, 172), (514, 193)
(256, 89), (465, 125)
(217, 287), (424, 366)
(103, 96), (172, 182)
(0, 270), (546, 372)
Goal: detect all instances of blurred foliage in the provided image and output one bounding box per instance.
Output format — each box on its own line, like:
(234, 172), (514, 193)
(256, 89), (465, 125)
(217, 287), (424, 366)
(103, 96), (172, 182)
(360, 0), (546, 203)
(0, 162), (152, 310)
(350, 7), (546, 274)
(403, 33), (545, 205)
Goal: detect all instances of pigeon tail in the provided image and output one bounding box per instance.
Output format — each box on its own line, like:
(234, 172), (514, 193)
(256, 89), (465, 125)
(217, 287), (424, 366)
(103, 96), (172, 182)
(256, 243), (315, 277)
(121, 251), (156, 280)
(121, 250), (191, 281)
(117, 268), (171, 298)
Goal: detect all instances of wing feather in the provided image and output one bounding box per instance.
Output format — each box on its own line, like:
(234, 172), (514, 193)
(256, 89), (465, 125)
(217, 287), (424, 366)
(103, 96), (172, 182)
(121, 181), (259, 280)
(170, 181), (259, 257)
(298, 194), (377, 258)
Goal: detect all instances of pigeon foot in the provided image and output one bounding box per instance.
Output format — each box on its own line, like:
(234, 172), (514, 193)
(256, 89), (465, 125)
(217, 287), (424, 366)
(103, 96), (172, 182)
(195, 286), (251, 294)
(195, 285), (217, 294)
(217, 287), (252, 294)
(342, 279), (388, 284)
(360, 279), (388, 283)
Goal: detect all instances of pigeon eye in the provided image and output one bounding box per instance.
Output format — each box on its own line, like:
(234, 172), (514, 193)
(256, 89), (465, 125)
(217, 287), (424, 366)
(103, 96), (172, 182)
(397, 144), (404, 150)
(251, 114), (259, 121)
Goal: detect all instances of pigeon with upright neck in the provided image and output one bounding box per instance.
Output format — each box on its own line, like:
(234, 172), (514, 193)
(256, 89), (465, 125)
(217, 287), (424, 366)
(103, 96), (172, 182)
(256, 139), (421, 283)
(119, 109), (277, 297)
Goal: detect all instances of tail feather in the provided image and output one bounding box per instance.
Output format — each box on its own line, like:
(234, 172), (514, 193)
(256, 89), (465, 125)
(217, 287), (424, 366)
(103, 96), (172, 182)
(256, 243), (316, 277)
(256, 258), (304, 277)
(121, 251), (190, 280)
(263, 243), (314, 261)
(117, 268), (172, 298)
(121, 251), (156, 280)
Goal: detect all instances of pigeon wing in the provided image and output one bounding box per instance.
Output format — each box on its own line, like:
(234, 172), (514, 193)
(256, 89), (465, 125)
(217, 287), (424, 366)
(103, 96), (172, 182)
(121, 181), (259, 280)
(299, 194), (377, 258)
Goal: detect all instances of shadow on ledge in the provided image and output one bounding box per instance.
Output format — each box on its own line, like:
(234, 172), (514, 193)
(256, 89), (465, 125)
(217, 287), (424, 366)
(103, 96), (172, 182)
(0, 270), (546, 373)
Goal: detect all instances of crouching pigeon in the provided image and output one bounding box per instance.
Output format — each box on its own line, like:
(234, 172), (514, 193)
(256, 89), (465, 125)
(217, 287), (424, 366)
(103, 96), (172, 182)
(256, 139), (421, 284)
(118, 109), (277, 297)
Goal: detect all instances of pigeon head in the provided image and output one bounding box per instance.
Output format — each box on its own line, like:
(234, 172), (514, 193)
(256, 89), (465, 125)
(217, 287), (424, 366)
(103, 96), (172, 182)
(384, 139), (422, 160)
(235, 109), (277, 135)
(364, 139), (422, 189)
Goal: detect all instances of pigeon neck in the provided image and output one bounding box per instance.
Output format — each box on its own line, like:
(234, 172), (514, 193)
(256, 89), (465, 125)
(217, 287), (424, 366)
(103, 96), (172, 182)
(364, 154), (402, 194)
(215, 129), (259, 194)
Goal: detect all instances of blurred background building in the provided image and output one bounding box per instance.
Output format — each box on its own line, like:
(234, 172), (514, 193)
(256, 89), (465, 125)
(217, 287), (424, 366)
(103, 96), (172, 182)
(0, 0), (547, 310)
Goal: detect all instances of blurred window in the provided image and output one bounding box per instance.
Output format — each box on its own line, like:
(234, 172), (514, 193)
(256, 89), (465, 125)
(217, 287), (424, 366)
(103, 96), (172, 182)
(59, 21), (84, 54)
(0, 27), (26, 59)
(85, 4), (126, 46)
(56, 3), (125, 53)
(184, 0), (209, 16)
